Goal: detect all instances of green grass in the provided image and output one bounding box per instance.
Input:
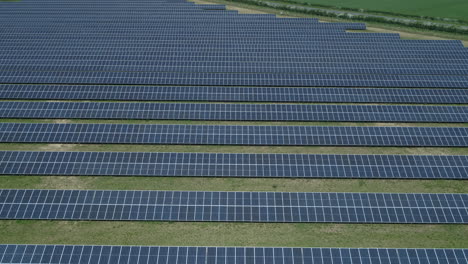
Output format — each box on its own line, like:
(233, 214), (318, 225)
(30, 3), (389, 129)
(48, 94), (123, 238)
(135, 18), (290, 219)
(285, 0), (468, 21)
(1, 175), (468, 193)
(2, 143), (468, 155)
(1, 221), (467, 248)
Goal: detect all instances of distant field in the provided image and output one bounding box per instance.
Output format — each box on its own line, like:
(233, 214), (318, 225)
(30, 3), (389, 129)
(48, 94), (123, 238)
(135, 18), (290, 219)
(290, 0), (468, 21)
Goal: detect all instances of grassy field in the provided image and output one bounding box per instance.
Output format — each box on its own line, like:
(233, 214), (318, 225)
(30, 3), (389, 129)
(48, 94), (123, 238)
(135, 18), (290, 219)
(283, 0), (468, 21)
(2, 221), (467, 248)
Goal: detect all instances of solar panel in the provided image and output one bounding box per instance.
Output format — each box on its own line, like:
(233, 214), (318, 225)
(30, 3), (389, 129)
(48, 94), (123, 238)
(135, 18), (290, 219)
(0, 85), (467, 104)
(6, 40), (461, 52)
(0, 16), (339, 23)
(1, 71), (467, 88)
(1, 65), (465, 76)
(1, 151), (467, 179)
(1, 102), (467, 123)
(5, 22), (363, 30)
(2, 22), (347, 29)
(0, 189), (467, 223)
(3, 29), (364, 36)
(2, 57), (467, 76)
(2, 37), (415, 49)
(2, 53), (464, 64)
(0, 21), (357, 27)
(0, 245), (467, 264)
(0, 123), (467, 147)
(2, 42), (465, 55)
(1, 39), (462, 50)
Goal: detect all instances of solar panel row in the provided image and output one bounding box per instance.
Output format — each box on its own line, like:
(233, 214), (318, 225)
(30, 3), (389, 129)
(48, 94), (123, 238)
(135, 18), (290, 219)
(0, 18), (336, 23)
(1, 71), (467, 88)
(0, 15), (322, 21)
(1, 189), (467, 223)
(5, 61), (465, 72)
(0, 123), (467, 147)
(7, 22), (359, 30)
(2, 64), (465, 76)
(2, 41), (463, 51)
(5, 29), (402, 37)
(8, 41), (462, 50)
(2, 53), (464, 64)
(1, 102), (467, 122)
(1, 245), (466, 264)
(4, 31), (375, 36)
(2, 9), (247, 13)
(1, 151), (466, 179)
(1, 20), (342, 26)
(2, 36), (411, 45)
(11, 52), (464, 63)
(0, 85), (466, 104)
(1, 37), (462, 47)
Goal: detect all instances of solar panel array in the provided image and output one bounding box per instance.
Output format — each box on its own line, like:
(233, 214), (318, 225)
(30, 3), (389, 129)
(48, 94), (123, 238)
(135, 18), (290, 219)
(1, 85), (468, 104)
(1, 189), (467, 223)
(1, 151), (467, 179)
(1, 0), (468, 258)
(5, 61), (468, 76)
(1, 245), (467, 264)
(1, 123), (467, 147)
(2, 71), (468, 88)
(0, 0), (467, 102)
(1, 102), (468, 123)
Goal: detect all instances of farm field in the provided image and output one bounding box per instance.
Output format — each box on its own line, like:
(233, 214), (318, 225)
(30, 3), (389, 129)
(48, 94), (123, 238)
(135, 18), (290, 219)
(284, 0), (468, 21)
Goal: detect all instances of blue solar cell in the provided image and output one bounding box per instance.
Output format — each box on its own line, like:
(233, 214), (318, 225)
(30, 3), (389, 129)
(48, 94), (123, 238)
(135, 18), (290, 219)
(1, 102), (467, 122)
(0, 245), (466, 264)
(1, 151), (467, 179)
(2, 52), (463, 65)
(0, 123), (467, 146)
(0, 71), (467, 88)
(0, 85), (467, 104)
(1, 38), (461, 50)
(1, 63), (465, 76)
(0, 189), (467, 223)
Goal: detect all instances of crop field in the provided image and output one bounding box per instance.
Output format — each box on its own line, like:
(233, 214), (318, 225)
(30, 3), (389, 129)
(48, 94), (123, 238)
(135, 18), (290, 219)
(287, 0), (468, 21)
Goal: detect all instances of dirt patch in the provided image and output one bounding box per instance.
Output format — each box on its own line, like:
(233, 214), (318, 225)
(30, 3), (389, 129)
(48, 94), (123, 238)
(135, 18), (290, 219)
(38, 144), (77, 152)
(373, 123), (417, 127)
(321, 224), (344, 233)
(38, 176), (89, 190)
(405, 148), (452, 156)
(52, 119), (72, 124)
(366, 27), (468, 46)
